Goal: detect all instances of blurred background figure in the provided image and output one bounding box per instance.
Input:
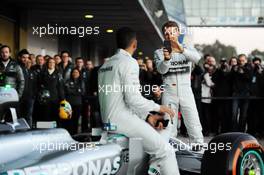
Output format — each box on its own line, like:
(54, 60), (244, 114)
(229, 56), (238, 67)
(0, 45), (25, 98)
(200, 63), (215, 136)
(29, 54), (36, 66)
(17, 49), (35, 127)
(58, 51), (74, 82)
(54, 54), (62, 65)
(231, 54), (252, 132)
(63, 68), (85, 135)
(247, 57), (264, 137)
(212, 57), (232, 133)
(33, 57), (64, 126)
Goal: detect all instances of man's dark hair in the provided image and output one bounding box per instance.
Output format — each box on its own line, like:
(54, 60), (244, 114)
(36, 55), (43, 59)
(61, 50), (70, 57)
(252, 57), (262, 63)
(116, 27), (136, 49)
(75, 57), (83, 63)
(162, 21), (179, 34)
(18, 49), (29, 57)
(0, 45), (11, 52)
(203, 54), (211, 60)
(238, 54), (247, 59)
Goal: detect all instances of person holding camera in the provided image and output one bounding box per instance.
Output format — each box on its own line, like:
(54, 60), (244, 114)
(154, 21), (204, 146)
(247, 57), (264, 136)
(200, 61), (215, 136)
(230, 54), (253, 132)
(212, 57), (233, 133)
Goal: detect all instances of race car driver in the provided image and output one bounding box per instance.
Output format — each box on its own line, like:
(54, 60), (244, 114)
(98, 27), (180, 175)
(154, 21), (204, 145)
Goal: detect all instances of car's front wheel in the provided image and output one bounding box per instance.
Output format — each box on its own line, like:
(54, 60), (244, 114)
(201, 133), (263, 175)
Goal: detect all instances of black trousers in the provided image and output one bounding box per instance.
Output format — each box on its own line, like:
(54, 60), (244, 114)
(200, 102), (212, 135)
(247, 99), (262, 135)
(33, 100), (59, 123)
(214, 99), (232, 133)
(81, 99), (91, 132)
(18, 98), (34, 127)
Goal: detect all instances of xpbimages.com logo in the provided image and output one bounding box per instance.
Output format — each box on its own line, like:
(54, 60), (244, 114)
(32, 24), (100, 37)
(98, 83), (165, 96)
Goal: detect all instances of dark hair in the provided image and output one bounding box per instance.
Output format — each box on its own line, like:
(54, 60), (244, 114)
(36, 55), (43, 60)
(61, 51), (70, 57)
(229, 56), (237, 65)
(18, 49), (29, 58)
(252, 57), (262, 63)
(162, 21), (179, 34)
(203, 54), (211, 60)
(0, 45), (11, 52)
(54, 54), (60, 58)
(75, 57), (83, 63)
(238, 54), (247, 59)
(116, 27), (136, 49)
(47, 57), (55, 63)
(44, 55), (52, 60)
(70, 68), (81, 79)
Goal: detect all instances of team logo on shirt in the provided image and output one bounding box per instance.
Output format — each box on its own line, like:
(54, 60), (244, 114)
(170, 60), (188, 66)
(99, 66), (113, 73)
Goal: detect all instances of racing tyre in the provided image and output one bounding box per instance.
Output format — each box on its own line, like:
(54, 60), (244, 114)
(201, 132), (263, 175)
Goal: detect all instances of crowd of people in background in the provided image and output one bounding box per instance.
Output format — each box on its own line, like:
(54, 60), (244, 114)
(0, 45), (98, 135)
(192, 54), (264, 137)
(0, 44), (263, 138)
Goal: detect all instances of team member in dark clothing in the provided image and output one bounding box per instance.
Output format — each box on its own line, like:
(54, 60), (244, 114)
(191, 64), (204, 120)
(212, 58), (233, 133)
(247, 57), (264, 136)
(31, 55), (46, 89)
(0, 45), (25, 98)
(34, 57), (64, 125)
(63, 68), (85, 135)
(17, 49), (35, 127)
(89, 64), (104, 129)
(31, 55), (46, 74)
(230, 54), (253, 132)
(75, 57), (91, 132)
(58, 51), (74, 82)
(144, 59), (163, 99)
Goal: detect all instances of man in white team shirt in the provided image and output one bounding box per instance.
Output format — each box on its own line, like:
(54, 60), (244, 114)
(154, 21), (204, 147)
(98, 27), (180, 175)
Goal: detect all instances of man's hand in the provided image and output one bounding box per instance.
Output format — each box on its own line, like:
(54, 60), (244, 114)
(159, 105), (175, 118)
(147, 114), (164, 130)
(163, 48), (171, 61)
(171, 40), (184, 53)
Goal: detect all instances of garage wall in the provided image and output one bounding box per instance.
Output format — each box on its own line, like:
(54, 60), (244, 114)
(0, 17), (15, 57)
(26, 10), (59, 56)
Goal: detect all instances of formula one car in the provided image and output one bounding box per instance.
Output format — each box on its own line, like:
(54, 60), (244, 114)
(0, 87), (263, 175)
